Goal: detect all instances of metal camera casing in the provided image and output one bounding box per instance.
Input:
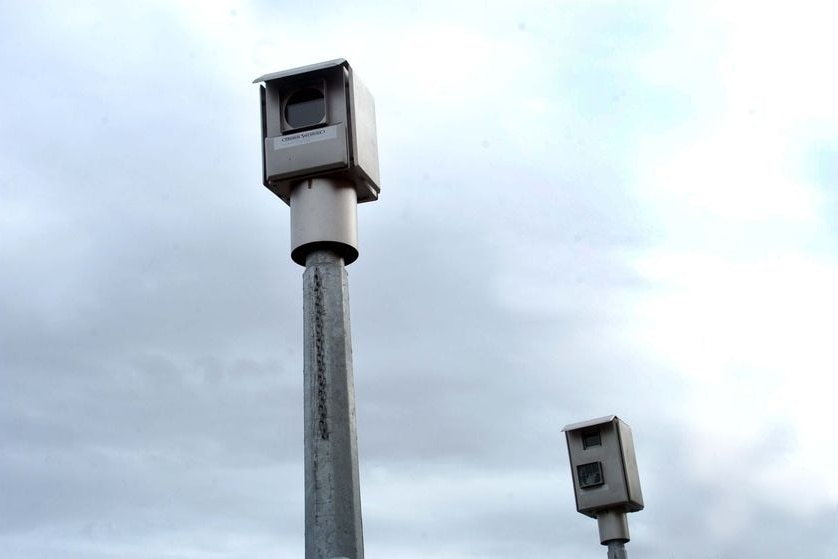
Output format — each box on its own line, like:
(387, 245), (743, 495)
(254, 59), (380, 205)
(254, 59), (380, 266)
(563, 416), (644, 518)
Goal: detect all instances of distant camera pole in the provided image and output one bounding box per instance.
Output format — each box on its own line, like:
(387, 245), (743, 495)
(254, 59), (381, 559)
(562, 416), (645, 559)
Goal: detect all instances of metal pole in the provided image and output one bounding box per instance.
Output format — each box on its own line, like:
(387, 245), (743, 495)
(597, 510), (629, 559)
(303, 249), (364, 559)
(606, 541), (628, 559)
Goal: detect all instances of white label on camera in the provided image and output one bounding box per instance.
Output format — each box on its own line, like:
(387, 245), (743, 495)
(273, 125), (338, 149)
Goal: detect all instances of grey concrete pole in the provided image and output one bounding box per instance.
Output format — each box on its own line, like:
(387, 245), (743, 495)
(303, 249), (364, 559)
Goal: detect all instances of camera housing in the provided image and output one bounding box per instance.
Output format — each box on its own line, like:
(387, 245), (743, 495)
(563, 415), (644, 518)
(254, 59), (380, 205)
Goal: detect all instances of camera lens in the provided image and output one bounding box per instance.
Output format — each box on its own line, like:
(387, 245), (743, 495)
(285, 87), (325, 128)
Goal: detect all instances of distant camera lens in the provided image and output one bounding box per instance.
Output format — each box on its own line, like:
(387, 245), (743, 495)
(577, 462), (604, 488)
(285, 87), (325, 128)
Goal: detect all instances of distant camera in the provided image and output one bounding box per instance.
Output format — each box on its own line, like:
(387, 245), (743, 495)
(563, 415), (644, 517)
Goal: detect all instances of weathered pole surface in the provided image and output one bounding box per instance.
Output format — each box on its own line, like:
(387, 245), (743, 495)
(606, 541), (628, 559)
(303, 249), (364, 559)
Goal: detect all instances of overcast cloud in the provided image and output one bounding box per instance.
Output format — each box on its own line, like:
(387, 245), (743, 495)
(1, 1), (837, 558)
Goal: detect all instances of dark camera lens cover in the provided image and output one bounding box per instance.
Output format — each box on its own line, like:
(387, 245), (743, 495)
(285, 87), (326, 128)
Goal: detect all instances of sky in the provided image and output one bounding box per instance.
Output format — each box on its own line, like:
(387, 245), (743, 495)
(1, 1), (837, 558)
